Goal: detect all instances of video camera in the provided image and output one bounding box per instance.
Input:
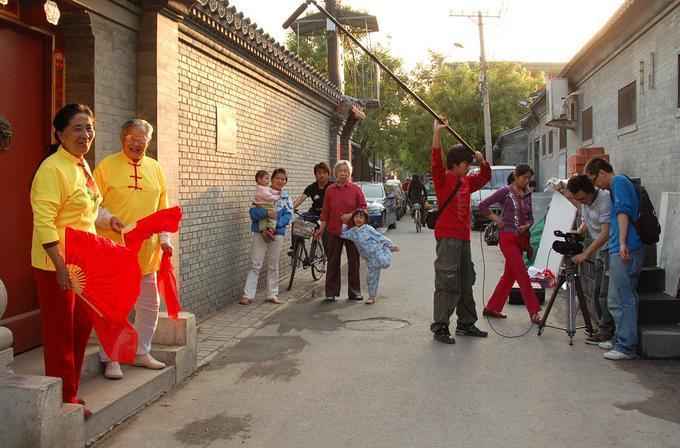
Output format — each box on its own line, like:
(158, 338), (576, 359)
(552, 230), (584, 256)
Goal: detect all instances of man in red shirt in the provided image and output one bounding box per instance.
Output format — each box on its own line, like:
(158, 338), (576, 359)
(316, 160), (367, 301)
(430, 120), (492, 343)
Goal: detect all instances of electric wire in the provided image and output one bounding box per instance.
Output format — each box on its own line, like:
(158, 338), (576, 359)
(479, 228), (535, 338)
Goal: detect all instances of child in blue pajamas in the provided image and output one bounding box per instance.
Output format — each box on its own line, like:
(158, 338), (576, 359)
(341, 209), (399, 304)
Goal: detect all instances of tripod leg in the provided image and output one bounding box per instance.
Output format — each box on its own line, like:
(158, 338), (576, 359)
(537, 272), (566, 335)
(574, 275), (595, 335)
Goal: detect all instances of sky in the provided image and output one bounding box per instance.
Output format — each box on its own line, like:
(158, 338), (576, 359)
(232, 0), (626, 70)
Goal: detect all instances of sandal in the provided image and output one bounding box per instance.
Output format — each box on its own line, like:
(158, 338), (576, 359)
(365, 298), (375, 305)
(239, 297), (252, 305)
(267, 297), (282, 304)
(530, 313), (542, 324)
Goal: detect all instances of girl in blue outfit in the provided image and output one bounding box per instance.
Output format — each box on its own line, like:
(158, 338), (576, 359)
(341, 209), (399, 304)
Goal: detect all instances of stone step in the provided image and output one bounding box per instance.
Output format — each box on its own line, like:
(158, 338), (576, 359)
(12, 344), (106, 384)
(637, 266), (665, 294)
(81, 363), (175, 444)
(638, 324), (680, 359)
(638, 292), (680, 325)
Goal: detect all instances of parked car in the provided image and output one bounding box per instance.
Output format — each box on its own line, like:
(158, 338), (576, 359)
(469, 165), (515, 229)
(425, 181), (437, 210)
(355, 182), (398, 229)
(384, 182), (407, 220)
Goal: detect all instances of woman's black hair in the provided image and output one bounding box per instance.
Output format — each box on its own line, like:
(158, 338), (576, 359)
(506, 172), (515, 185)
(514, 163), (534, 178)
(44, 103), (95, 160)
(271, 167), (288, 181)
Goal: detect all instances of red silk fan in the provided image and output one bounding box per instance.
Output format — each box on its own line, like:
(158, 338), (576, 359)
(123, 206), (183, 320)
(65, 227), (140, 363)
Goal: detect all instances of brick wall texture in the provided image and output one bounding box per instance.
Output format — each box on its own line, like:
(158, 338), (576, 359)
(531, 5), (680, 208)
(177, 33), (334, 318)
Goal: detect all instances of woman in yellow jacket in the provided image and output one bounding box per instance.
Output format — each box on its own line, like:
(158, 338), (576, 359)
(30, 104), (123, 415)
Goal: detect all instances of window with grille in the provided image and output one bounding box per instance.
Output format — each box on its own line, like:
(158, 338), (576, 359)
(541, 134), (546, 156)
(548, 130), (554, 154)
(581, 107), (593, 141)
(618, 81), (636, 129)
(559, 128), (567, 150)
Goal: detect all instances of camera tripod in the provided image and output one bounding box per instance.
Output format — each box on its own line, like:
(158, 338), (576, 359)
(537, 256), (594, 345)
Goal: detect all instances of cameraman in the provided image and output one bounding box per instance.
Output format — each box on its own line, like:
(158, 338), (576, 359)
(566, 174), (613, 345)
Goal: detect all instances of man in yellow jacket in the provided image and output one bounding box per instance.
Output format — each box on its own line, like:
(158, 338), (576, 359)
(94, 119), (171, 379)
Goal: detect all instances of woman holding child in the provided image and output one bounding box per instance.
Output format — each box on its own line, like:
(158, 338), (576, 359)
(240, 168), (293, 305)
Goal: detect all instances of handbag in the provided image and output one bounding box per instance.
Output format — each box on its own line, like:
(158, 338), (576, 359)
(484, 222), (499, 245)
(426, 179), (462, 230)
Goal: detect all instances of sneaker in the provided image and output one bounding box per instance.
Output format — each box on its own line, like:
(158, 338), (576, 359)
(325, 296), (336, 302)
(585, 334), (610, 345)
(133, 354), (166, 370)
(455, 324), (488, 337)
(433, 327), (456, 344)
(598, 340), (614, 350)
(604, 350), (636, 360)
(104, 361), (123, 380)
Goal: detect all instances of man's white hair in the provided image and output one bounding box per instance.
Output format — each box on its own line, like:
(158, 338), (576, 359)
(121, 119), (153, 136)
(334, 159), (353, 175)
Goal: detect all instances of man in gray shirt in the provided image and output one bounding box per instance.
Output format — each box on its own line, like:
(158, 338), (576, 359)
(567, 174), (613, 344)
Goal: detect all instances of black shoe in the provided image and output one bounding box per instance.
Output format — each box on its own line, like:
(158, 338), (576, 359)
(348, 295), (364, 301)
(325, 296), (336, 302)
(433, 328), (456, 344)
(455, 324), (488, 337)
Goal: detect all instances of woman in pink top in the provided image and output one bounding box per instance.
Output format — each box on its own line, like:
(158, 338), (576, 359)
(479, 164), (542, 324)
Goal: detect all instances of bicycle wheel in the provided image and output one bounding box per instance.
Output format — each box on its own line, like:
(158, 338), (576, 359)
(415, 210), (421, 233)
(287, 239), (302, 291)
(310, 239), (326, 281)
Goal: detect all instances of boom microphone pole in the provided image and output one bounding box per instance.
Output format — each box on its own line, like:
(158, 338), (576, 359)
(283, 0), (476, 155)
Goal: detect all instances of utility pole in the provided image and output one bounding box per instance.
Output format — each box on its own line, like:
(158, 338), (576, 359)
(326, 0), (344, 93)
(450, 10), (500, 164)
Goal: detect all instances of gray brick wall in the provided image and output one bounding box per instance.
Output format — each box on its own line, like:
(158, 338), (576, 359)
(533, 5), (680, 207)
(177, 34), (334, 318)
(89, 15), (138, 164)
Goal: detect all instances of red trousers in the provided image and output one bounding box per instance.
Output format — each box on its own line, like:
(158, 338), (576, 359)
(486, 232), (541, 315)
(35, 268), (93, 404)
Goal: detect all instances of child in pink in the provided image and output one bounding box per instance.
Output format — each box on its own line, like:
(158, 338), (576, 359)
(254, 170), (280, 241)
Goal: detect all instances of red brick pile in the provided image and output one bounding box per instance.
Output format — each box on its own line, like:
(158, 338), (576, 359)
(567, 147), (610, 175)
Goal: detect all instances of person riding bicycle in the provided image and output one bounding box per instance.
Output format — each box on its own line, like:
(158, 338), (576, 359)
(293, 162), (331, 250)
(407, 174), (427, 225)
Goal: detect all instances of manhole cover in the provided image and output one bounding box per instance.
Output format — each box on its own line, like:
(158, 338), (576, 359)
(343, 317), (410, 331)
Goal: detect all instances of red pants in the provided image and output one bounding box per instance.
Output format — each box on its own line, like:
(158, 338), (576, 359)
(486, 232), (541, 315)
(35, 268), (93, 404)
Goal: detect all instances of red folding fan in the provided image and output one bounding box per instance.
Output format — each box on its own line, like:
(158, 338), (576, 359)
(122, 206), (183, 320)
(65, 227), (141, 363)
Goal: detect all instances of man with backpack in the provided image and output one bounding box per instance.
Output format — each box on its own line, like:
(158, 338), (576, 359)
(584, 158), (645, 360)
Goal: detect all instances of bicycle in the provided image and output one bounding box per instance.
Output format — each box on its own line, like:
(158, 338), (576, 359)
(287, 210), (327, 291)
(411, 201), (422, 233)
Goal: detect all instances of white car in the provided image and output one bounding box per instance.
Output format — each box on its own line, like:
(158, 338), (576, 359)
(469, 165), (516, 229)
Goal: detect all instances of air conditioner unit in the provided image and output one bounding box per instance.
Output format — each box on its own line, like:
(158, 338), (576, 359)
(546, 78), (578, 129)
(546, 78), (569, 121)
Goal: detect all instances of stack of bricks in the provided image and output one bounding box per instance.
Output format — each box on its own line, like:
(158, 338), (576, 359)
(567, 147), (610, 175)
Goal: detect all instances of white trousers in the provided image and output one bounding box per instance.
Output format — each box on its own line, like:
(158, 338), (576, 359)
(100, 272), (160, 362)
(243, 233), (283, 300)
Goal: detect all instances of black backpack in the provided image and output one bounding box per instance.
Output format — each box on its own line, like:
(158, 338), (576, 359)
(612, 176), (661, 245)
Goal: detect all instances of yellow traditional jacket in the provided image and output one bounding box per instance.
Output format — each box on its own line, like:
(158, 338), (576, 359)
(31, 146), (101, 270)
(93, 151), (168, 275)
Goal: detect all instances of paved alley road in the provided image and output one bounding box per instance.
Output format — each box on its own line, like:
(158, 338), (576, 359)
(97, 221), (680, 448)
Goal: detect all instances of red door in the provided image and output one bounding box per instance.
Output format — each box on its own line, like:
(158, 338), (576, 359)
(0, 20), (52, 353)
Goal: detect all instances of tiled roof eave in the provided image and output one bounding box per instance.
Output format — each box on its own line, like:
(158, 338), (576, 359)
(189, 0), (343, 103)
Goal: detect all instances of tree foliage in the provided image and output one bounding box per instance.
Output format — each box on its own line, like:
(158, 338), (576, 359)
(285, 29), (544, 175)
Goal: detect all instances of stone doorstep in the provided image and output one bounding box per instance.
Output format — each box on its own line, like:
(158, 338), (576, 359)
(81, 364), (176, 445)
(638, 324), (680, 359)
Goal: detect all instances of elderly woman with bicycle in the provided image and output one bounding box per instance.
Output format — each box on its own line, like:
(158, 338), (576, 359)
(240, 168), (293, 305)
(315, 160), (367, 302)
